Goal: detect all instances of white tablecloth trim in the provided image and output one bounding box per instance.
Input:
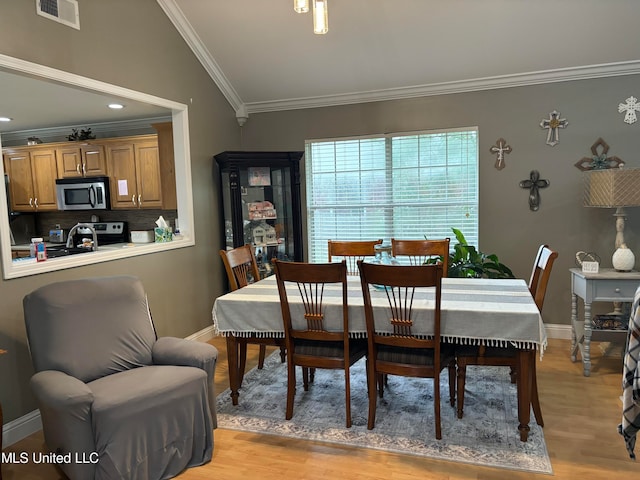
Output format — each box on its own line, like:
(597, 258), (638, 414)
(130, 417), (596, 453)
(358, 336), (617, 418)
(212, 323), (547, 356)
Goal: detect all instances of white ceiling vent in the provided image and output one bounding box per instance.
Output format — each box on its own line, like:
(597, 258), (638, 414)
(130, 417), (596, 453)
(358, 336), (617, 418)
(36, 0), (80, 30)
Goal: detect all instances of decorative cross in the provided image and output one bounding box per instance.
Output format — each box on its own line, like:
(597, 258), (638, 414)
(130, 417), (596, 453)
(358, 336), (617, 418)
(519, 170), (549, 211)
(540, 110), (568, 146)
(489, 138), (512, 170)
(618, 96), (640, 125)
(574, 138), (624, 171)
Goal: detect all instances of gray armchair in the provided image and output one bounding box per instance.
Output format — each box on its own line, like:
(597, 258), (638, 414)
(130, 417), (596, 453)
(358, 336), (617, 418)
(23, 275), (218, 480)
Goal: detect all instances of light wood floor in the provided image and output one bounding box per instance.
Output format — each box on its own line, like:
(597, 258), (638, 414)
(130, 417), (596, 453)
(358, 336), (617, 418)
(2, 337), (635, 479)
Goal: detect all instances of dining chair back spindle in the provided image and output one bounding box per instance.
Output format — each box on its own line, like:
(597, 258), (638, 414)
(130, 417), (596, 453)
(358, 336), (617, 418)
(455, 244), (558, 424)
(391, 238), (450, 273)
(357, 261), (456, 440)
(220, 245), (286, 374)
(274, 260), (367, 428)
(328, 239), (383, 275)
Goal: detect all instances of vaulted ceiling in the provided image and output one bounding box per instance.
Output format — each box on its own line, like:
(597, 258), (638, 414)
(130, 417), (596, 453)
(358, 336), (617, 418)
(160, 0), (640, 124)
(2, 1), (640, 135)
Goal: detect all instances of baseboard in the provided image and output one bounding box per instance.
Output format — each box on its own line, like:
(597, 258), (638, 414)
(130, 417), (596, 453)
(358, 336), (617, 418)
(185, 324), (217, 343)
(2, 409), (42, 448)
(545, 323), (572, 340)
(2, 323), (569, 448)
(2, 325), (217, 448)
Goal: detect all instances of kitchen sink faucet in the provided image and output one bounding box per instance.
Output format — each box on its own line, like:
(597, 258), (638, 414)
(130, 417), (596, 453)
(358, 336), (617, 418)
(66, 223), (98, 251)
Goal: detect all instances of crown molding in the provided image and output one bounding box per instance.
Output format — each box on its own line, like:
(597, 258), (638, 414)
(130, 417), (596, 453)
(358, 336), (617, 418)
(156, 0), (244, 115)
(152, 3), (640, 119)
(244, 60), (640, 114)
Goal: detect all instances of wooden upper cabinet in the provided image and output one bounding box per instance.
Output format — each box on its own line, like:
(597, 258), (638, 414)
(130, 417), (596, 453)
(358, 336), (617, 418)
(134, 141), (163, 208)
(56, 144), (106, 178)
(4, 147), (58, 211)
(2, 131), (176, 211)
(151, 122), (177, 210)
(105, 143), (138, 209)
(105, 135), (165, 209)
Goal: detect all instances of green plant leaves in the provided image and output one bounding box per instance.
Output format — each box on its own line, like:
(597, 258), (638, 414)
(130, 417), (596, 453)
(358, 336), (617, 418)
(439, 228), (514, 279)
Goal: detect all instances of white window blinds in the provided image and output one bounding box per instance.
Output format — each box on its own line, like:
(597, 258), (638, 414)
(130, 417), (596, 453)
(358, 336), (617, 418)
(305, 128), (479, 263)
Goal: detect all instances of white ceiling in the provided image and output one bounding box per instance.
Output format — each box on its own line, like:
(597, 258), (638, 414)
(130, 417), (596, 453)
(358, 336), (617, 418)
(0, 68), (171, 134)
(161, 0), (640, 121)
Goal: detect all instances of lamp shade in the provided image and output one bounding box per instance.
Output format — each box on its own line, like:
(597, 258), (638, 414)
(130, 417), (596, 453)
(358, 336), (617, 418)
(584, 168), (640, 208)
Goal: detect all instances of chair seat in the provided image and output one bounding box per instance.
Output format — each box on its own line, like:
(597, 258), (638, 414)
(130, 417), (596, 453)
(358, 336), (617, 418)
(88, 365), (212, 479)
(455, 344), (518, 358)
(294, 339), (367, 363)
(377, 343), (455, 366)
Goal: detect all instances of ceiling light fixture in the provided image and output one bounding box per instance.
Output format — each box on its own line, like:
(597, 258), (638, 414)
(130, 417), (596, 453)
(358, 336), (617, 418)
(293, 0), (309, 14)
(294, 0), (328, 34)
(0, 117), (12, 122)
(108, 103), (124, 109)
(313, 0), (328, 34)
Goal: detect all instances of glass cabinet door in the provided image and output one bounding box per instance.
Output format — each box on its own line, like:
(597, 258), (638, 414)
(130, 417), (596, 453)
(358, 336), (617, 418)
(215, 151), (303, 279)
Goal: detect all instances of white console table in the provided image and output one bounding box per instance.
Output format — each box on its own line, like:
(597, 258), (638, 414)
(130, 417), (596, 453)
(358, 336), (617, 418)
(570, 268), (640, 376)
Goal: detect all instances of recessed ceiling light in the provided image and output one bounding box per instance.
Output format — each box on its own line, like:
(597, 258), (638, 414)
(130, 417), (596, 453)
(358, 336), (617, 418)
(108, 103), (124, 109)
(0, 117), (12, 122)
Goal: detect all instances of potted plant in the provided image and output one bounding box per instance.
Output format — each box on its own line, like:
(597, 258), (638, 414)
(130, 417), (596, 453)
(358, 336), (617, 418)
(433, 228), (515, 279)
(67, 128), (96, 141)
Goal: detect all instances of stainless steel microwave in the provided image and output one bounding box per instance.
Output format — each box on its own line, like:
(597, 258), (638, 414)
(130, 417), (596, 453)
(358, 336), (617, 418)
(55, 176), (110, 211)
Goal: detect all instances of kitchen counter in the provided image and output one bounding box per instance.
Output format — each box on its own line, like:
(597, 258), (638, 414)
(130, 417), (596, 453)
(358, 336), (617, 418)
(6, 234), (192, 279)
(11, 241), (160, 262)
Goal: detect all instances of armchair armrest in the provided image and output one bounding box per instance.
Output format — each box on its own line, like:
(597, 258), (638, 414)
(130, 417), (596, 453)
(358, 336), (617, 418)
(30, 370), (97, 479)
(153, 337), (219, 427)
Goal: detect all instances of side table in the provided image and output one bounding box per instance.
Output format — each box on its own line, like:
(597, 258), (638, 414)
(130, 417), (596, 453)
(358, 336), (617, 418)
(570, 268), (640, 376)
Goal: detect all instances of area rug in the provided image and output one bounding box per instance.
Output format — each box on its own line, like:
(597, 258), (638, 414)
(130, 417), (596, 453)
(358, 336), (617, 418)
(216, 352), (553, 474)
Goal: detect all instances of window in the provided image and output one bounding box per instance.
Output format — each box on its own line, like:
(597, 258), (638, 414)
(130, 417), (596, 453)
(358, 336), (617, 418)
(305, 127), (478, 263)
(0, 54), (195, 279)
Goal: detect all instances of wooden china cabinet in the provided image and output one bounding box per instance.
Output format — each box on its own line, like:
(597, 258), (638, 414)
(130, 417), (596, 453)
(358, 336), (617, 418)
(214, 151), (304, 278)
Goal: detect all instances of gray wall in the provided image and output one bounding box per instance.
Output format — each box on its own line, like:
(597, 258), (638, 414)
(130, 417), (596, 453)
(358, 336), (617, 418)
(239, 75), (640, 331)
(0, 0), (239, 423)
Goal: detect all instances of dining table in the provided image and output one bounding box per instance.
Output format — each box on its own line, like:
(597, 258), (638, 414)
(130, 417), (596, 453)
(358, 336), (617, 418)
(212, 274), (546, 442)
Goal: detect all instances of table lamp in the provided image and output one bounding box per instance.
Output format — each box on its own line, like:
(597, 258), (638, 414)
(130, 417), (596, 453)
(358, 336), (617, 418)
(584, 166), (640, 272)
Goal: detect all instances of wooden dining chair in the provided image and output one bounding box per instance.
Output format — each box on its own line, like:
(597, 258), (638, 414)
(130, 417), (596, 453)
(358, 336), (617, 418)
(219, 245), (285, 377)
(274, 259), (367, 428)
(357, 260), (456, 440)
(327, 239), (383, 275)
(455, 244), (558, 425)
(391, 238), (450, 273)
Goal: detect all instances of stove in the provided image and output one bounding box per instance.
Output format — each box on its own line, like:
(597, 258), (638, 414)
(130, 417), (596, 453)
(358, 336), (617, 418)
(70, 221), (128, 246)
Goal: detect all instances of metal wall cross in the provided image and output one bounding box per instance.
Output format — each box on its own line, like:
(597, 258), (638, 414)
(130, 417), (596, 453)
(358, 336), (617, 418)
(490, 138), (512, 170)
(540, 110), (568, 146)
(519, 170), (549, 211)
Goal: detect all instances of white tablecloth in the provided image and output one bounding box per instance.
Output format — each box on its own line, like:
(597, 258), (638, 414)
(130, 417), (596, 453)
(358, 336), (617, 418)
(212, 276), (546, 351)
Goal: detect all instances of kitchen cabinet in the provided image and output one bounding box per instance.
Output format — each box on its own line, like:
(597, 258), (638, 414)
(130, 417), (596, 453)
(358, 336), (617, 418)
(152, 122), (177, 210)
(3, 147), (58, 211)
(105, 135), (166, 209)
(214, 151), (304, 278)
(56, 143), (106, 178)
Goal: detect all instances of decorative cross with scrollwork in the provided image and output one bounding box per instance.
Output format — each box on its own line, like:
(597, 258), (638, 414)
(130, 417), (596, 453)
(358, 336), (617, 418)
(490, 138), (512, 170)
(519, 170), (549, 211)
(618, 96), (640, 124)
(540, 110), (568, 146)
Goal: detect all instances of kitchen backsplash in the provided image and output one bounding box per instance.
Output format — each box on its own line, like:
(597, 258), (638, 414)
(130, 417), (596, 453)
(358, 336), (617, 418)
(33, 209), (179, 240)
